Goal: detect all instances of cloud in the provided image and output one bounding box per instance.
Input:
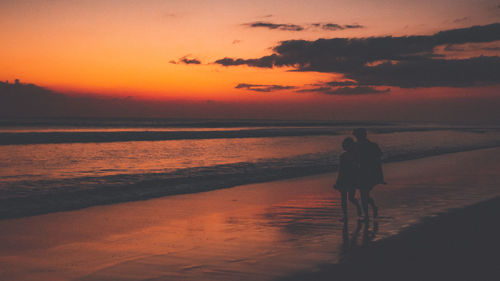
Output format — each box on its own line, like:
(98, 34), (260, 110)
(170, 56), (201, 65)
(182, 58), (201, 64)
(453, 17), (469, 23)
(235, 83), (297, 92)
(441, 41), (500, 52)
(483, 46), (500, 51)
(444, 44), (465, 51)
(321, 23), (343, 31)
(326, 81), (358, 86)
(319, 23), (364, 30)
(244, 21), (304, 31)
(350, 56), (500, 88)
(215, 55), (278, 68)
(297, 85), (389, 95)
(232, 39), (242, 44)
(344, 24), (364, 29)
(215, 23), (500, 88)
(244, 21), (363, 32)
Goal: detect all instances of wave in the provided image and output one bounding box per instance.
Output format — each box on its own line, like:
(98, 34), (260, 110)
(0, 117), (392, 128)
(1, 126), (496, 145)
(0, 128), (339, 145)
(1, 141), (500, 220)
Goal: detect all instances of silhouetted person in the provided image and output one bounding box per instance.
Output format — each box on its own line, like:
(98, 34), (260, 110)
(335, 137), (362, 221)
(352, 128), (384, 220)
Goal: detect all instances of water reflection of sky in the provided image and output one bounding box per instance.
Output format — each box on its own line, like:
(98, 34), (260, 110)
(1, 130), (500, 184)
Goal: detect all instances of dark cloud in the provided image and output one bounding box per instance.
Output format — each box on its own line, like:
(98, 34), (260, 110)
(180, 58), (201, 64)
(298, 85), (389, 95)
(443, 42), (500, 52)
(235, 83), (297, 92)
(433, 24), (500, 45)
(244, 21), (363, 32)
(320, 23), (364, 30)
(350, 56), (500, 88)
(326, 86), (390, 95)
(326, 81), (358, 86)
(322, 23), (343, 31)
(3, 81), (499, 121)
(170, 56), (201, 65)
(453, 17), (469, 23)
(245, 21), (304, 31)
(215, 55), (278, 68)
(2, 81), (305, 119)
(0, 81), (148, 117)
(215, 23), (500, 88)
(344, 24), (364, 29)
(483, 46), (500, 51)
(232, 39), (242, 44)
(444, 44), (466, 51)
(296, 86), (331, 93)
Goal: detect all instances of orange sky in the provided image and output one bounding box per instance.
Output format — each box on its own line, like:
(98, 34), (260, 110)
(1, 0), (500, 120)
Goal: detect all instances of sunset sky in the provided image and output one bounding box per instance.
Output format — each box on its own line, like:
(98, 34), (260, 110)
(1, 0), (500, 120)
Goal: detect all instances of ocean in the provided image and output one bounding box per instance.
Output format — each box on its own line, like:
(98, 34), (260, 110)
(1, 118), (500, 219)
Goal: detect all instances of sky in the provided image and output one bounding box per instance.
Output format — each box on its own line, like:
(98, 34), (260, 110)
(1, 0), (500, 121)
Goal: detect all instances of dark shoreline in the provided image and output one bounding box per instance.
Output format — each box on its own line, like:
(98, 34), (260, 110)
(279, 196), (500, 281)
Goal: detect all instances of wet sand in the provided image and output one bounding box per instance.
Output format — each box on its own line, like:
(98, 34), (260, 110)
(1, 147), (500, 281)
(278, 196), (500, 281)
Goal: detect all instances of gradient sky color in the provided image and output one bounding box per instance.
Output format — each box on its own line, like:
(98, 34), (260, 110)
(1, 0), (500, 120)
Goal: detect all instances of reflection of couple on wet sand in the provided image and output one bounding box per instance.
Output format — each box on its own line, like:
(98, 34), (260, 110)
(340, 219), (379, 261)
(334, 128), (385, 221)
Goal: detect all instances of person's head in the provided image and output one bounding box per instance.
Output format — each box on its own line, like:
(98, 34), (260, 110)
(352, 128), (367, 141)
(342, 137), (355, 152)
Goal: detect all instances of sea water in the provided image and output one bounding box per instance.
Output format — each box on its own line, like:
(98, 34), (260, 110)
(1, 118), (499, 219)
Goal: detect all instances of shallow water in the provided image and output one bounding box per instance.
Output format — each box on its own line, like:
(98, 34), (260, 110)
(1, 127), (500, 219)
(2, 127), (499, 183)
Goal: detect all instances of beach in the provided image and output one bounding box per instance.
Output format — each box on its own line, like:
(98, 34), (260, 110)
(3, 3), (500, 281)
(279, 196), (500, 281)
(1, 147), (499, 281)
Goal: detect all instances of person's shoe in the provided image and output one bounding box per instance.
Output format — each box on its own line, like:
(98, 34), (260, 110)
(373, 206), (378, 218)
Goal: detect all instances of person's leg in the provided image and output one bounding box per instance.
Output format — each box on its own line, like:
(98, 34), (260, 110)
(348, 189), (362, 216)
(360, 188), (370, 220)
(341, 190), (348, 219)
(369, 196), (378, 218)
(367, 186), (378, 218)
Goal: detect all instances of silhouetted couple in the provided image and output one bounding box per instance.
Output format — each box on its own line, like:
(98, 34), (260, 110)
(334, 128), (384, 221)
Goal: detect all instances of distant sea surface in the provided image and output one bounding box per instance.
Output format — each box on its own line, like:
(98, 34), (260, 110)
(1, 118), (500, 219)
